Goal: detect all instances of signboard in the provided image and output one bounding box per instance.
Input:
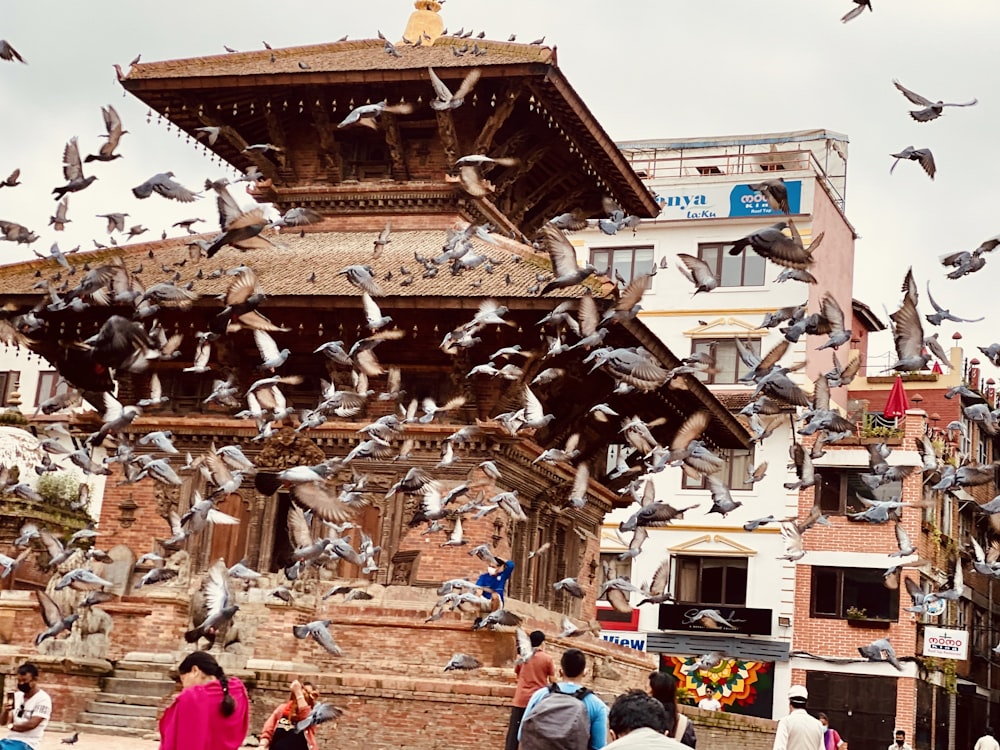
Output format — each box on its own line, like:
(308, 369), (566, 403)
(922, 627), (968, 660)
(596, 605), (640, 631)
(658, 604), (773, 636)
(654, 180), (802, 220)
(600, 631), (647, 651)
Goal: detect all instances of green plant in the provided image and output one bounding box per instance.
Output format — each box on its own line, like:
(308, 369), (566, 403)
(0, 410), (27, 426)
(846, 606), (867, 620)
(35, 472), (84, 510)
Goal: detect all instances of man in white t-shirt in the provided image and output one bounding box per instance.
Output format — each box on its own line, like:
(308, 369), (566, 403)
(698, 693), (722, 711)
(0, 662), (52, 750)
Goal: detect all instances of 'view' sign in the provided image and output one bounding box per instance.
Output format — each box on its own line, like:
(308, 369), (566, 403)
(601, 632), (647, 651)
(655, 180), (802, 220)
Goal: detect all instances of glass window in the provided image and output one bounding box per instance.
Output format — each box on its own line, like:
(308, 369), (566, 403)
(683, 449), (754, 491)
(0, 371), (17, 406)
(676, 556), (747, 606)
(589, 246), (655, 286)
(34, 371), (65, 406)
(698, 243), (765, 287)
(690, 338), (760, 385)
(810, 566), (899, 621)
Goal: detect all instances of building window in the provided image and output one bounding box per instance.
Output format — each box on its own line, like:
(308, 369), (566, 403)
(696, 166), (723, 175)
(682, 449), (754, 490)
(690, 338), (760, 385)
(590, 246), (654, 285)
(811, 567), (899, 621)
(698, 243), (766, 287)
(816, 469), (876, 515)
(0, 371), (18, 406)
(760, 163), (786, 172)
(35, 371), (67, 407)
(676, 556), (747, 606)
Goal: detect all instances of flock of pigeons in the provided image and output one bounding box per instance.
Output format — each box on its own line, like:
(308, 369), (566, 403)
(0, 13), (998, 719)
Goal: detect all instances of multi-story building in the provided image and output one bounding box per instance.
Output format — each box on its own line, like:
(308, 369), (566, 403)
(585, 129), (869, 720)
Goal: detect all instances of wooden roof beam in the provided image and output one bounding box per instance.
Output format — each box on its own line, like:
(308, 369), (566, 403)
(193, 111), (279, 183)
(434, 108), (461, 166)
(381, 113), (409, 182)
(473, 85), (520, 155)
(309, 105), (344, 183)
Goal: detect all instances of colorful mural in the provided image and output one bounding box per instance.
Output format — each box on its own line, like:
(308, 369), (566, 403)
(662, 654), (774, 718)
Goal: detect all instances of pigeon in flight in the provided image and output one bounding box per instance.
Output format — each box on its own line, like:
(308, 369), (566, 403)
(34, 590), (79, 645)
(841, 0), (872, 23)
(85, 105), (127, 163)
(428, 66), (480, 110)
(0, 40), (26, 63)
(893, 79), (977, 122)
(132, 172), (200, 202)
(890, 147), (935, 179)
(52, 138), (97, 199)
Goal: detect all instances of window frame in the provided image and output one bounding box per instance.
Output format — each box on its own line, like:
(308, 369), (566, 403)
(810, 566), (899, 622)
(682, 448), (754, 491)
(689, 337), (761, 385)
(34, 370), (66, 407)
(815, 468), (877, 516)
(675, 555), (748, 607)
(589, 246), (655, 287)
(697, 242), (766, 288)
(0, 371), (16, 407)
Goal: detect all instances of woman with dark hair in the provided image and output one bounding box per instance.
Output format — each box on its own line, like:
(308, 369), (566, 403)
(259, 679), (320, 750)
(649, 671), (697, 748)
(159, 651), (250, 750)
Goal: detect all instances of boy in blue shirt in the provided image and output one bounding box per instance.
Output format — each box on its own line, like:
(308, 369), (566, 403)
(476, 559), (515, 603)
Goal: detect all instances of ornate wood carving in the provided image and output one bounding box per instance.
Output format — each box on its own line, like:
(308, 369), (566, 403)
(380, 113), (409, 182)
(262, 107), (291, 172)
(474, 86), (520, 154)
(434, 109), (461, 165)
(256, 427), (326, 469)
(310, 105), (344, 183)
(390, 550), (420, 585)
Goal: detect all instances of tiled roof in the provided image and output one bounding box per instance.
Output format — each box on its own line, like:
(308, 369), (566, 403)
(0, 223), (612, 302)
(124, 38), (555, 82)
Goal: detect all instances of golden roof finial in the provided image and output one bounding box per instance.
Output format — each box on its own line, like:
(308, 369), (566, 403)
(402, 0), (444, 45)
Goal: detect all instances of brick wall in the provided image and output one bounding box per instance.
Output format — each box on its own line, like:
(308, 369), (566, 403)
(791, 412), (928, 739)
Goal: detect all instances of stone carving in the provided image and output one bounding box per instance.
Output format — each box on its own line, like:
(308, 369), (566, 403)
(390, 550), (420, 585)
(101, 544), (137, 596)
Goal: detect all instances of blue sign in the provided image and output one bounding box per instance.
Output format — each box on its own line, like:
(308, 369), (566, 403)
(728, 180), (802, 217)
(601, 632), (647, 651)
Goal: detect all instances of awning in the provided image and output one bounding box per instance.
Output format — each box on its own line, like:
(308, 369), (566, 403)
(883, 375), (910, 418)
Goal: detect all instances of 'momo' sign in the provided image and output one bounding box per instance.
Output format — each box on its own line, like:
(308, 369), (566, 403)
(922, 627), (968, 661)
(601, 632), (647, 651)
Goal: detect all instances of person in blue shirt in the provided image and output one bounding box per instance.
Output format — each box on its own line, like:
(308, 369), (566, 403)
(476, 558), (515, 603)
(518, 648), (609, 750)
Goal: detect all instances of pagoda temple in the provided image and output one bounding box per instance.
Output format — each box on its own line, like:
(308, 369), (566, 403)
(0, 4), (750, 746)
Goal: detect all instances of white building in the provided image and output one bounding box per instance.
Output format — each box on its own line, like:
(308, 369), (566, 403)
(584, 129), (860, 719)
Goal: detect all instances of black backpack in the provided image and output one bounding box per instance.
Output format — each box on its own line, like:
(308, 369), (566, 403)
(520, 683), (593, 750)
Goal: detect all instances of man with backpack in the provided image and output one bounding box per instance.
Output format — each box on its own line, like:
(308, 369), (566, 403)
(518, 648), (609, 750)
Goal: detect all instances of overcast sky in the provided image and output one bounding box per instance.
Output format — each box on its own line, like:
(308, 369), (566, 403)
(2, 1), (998, 364)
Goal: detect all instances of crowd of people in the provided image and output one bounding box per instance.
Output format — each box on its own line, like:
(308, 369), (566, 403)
(2, 656), (994, 749)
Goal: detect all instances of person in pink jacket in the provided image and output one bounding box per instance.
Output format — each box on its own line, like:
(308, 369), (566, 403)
(159, 651), (249, 750)
(258, 679), (320, 750)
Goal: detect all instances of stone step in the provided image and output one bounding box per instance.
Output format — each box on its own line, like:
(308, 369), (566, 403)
(76, 711), (158, 731)
(94, 692), (163, 707)
(113, 668), (172, 681)
(85, 700), (159, 718)
(102, 677), (176, 698)
(70, 722), (158, 740)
